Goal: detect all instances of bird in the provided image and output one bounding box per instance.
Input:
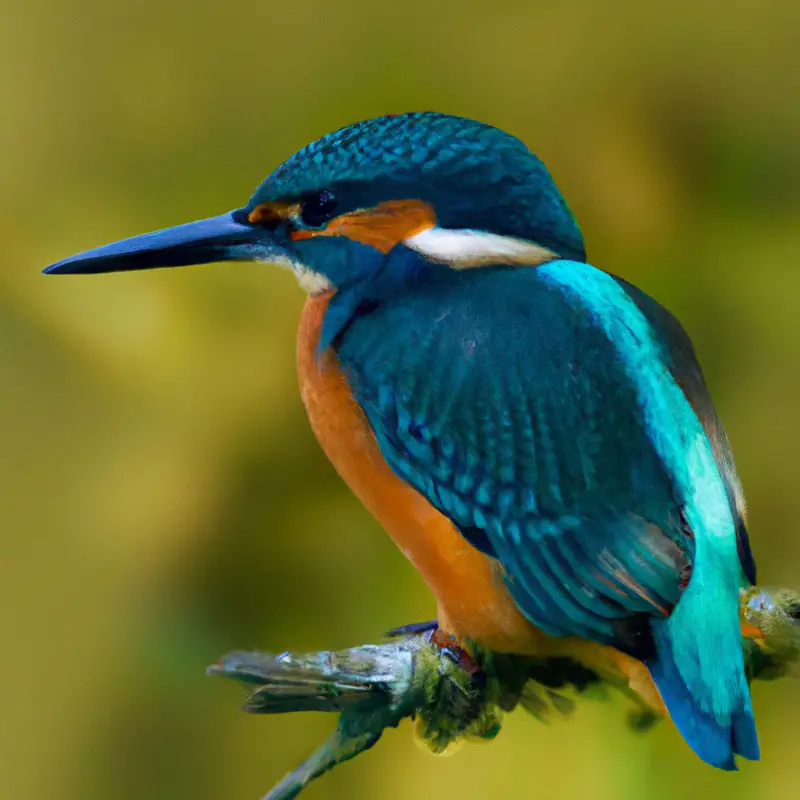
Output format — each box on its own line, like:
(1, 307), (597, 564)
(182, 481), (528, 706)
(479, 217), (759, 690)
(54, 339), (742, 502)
(45, 112), (761, 771)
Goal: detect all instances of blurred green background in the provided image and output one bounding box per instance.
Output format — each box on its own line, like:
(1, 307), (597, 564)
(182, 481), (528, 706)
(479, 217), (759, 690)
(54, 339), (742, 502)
(2, 1), (800, 798)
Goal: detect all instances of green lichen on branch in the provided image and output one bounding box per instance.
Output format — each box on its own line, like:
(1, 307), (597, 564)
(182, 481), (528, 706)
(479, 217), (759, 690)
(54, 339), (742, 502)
(209, 585), (800, 800)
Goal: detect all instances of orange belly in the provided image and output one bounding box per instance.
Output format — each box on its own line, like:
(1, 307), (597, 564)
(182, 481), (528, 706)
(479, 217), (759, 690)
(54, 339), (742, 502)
(296, 293), (665, 712)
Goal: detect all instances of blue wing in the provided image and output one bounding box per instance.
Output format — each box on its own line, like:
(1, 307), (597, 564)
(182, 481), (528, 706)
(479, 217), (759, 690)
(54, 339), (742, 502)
(330, 256), (758, 767)
(618, 279), (755, 584)
(332, 261), (696, 653)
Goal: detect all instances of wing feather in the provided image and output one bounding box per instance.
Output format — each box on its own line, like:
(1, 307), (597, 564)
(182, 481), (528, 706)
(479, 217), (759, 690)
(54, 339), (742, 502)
(333, 265), (703, 651)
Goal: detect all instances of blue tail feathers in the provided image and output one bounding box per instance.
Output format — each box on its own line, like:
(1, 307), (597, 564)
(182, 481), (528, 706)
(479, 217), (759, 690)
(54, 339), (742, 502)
(646, 618), (759, 770)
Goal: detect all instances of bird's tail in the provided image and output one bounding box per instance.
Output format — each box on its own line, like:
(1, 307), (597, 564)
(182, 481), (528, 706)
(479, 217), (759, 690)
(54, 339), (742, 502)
(646, 548), (759, 770)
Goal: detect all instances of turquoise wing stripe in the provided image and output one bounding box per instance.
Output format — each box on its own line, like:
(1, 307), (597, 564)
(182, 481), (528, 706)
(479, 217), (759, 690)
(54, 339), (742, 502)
(538, 261), (757, 765)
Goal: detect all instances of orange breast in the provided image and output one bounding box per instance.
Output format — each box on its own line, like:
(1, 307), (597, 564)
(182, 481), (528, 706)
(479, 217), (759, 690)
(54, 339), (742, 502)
(297, 293), (539, 648)
(296, 293), (665, 712)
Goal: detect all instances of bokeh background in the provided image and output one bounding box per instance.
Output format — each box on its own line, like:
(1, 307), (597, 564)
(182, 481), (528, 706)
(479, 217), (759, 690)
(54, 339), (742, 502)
(3, 1), (800, 798)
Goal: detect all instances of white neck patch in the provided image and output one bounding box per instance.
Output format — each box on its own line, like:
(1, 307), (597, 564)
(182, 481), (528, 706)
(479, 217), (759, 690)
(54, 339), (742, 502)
(403, 226), (558, 269)
(253, 226), (558, 294)
(295, 264), (334, 295)
(256, 252), (333, 296)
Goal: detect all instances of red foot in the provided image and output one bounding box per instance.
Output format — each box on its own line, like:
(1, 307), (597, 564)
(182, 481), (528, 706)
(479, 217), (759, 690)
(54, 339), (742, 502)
(429, 629), (484, 681)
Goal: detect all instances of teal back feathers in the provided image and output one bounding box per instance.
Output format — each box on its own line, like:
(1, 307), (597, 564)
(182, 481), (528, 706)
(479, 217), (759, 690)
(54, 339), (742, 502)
(330, 252), (757, 769)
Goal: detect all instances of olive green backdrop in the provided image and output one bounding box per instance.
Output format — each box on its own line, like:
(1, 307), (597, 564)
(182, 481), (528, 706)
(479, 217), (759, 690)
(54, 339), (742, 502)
(2, 1), (799, 798)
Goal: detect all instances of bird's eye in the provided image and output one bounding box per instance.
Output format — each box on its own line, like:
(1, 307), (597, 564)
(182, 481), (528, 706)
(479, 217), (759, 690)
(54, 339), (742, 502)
(298, 189), (338, 229)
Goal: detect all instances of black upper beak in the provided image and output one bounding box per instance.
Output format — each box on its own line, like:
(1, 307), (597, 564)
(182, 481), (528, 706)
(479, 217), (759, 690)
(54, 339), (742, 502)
(43, 211), (287, 275)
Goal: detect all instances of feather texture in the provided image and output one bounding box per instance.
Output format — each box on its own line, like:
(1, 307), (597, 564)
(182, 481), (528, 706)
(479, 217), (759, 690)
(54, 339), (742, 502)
(331, 256), (757, 767)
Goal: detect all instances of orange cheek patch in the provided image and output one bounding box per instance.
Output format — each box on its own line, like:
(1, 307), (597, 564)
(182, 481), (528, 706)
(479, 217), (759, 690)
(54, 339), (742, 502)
(291, 199), (436, 254)
(248, 201), (298, 226)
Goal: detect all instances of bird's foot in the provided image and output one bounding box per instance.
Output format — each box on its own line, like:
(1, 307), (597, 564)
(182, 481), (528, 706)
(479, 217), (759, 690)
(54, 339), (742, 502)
(428, 628), (485, 678)
(385, 621), (485, 684)
(411, 627), (502, 754)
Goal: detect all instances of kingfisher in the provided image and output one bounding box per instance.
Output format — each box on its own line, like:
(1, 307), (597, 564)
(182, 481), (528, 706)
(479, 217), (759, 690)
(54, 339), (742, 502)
(46, 112), (761, 771)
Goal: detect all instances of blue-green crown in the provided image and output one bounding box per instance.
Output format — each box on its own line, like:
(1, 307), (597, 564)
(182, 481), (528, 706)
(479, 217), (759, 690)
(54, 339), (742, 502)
(249, 113), (586, 262)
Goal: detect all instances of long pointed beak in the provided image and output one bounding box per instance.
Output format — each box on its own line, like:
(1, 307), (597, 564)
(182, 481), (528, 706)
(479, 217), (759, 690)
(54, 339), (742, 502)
(43, 211), (289, 275)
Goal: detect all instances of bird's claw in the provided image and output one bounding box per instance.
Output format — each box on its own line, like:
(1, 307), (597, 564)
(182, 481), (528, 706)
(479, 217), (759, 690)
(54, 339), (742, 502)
(411, 627), (503, 753)
(428, 628), (485, 683)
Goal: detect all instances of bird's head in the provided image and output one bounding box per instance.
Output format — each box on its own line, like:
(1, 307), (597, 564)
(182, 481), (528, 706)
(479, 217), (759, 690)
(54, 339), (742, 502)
(45, 113), (584, 333)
